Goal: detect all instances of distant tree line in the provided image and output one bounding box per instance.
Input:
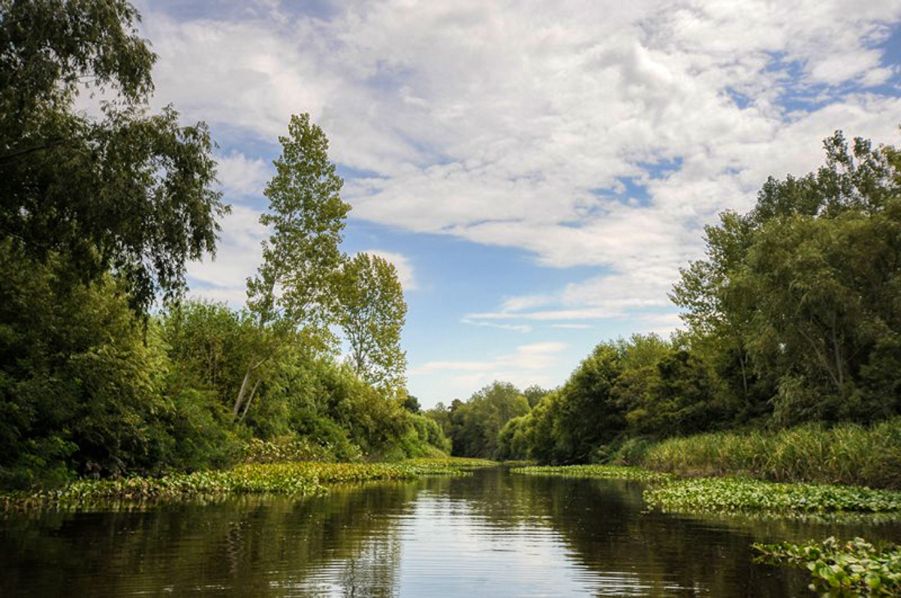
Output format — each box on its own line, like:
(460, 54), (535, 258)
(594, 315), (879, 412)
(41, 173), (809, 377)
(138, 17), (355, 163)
(429, 132), (901, 464)
(0, 1), (446, 488)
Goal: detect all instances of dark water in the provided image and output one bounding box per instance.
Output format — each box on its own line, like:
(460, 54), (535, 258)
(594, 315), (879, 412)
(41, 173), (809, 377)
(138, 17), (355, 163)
(2, 468), (900, 597)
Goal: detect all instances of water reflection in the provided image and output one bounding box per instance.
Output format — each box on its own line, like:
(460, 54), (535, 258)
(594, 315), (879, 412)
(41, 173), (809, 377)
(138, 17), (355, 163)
(2, 468), (899, 596)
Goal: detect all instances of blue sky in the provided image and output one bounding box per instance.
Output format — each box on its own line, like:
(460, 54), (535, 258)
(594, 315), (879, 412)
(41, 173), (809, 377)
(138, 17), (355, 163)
(131, 0), (901, 407)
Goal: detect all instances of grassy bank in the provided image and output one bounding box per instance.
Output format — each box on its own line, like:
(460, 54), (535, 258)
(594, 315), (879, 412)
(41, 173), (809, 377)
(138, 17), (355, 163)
(1, 458), (495, 510)
(637, 419), (901, 490)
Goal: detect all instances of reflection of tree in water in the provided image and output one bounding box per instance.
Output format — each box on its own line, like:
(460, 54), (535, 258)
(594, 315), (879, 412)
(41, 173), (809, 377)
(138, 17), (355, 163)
(439, 469), (811, 596)
(0, 481), (420, 597)
(4, 470), (898, 596)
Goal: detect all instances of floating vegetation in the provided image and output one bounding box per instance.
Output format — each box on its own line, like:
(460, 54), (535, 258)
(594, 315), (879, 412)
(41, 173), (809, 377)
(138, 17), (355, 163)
(644, 477), (901, 515)
(511, 464), (672, 482)
(403, 457), (497, 473)
(753, 537), (901, 596)
(1, 458), (493, 511)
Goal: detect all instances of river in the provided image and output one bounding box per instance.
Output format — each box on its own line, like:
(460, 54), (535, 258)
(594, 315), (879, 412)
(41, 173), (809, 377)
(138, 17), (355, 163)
(2, 466), (899, 596)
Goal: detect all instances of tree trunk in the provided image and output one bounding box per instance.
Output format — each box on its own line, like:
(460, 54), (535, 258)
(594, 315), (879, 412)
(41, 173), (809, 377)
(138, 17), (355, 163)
(233, 368), (253, 418)
(238, 379), (262, 424)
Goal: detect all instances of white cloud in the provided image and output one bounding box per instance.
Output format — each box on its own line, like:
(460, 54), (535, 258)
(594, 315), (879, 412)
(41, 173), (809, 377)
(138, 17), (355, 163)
(216, 151), (270, 196)
(413, 342), (567, 374)
(411, 342), (568, 396)
(362, 249), (417, 291)
(461, 319), (533, 333)
(186, 204), (265, 305)
(142, 1), (900, 313)
(139, 1), (901, 398)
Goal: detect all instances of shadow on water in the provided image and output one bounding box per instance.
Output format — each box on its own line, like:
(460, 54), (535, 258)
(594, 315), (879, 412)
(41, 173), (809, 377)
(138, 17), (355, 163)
(2, 468), (899, 596)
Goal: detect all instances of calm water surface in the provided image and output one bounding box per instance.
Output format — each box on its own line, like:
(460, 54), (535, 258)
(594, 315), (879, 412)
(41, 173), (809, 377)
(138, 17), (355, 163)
(2, 467), (900, 596)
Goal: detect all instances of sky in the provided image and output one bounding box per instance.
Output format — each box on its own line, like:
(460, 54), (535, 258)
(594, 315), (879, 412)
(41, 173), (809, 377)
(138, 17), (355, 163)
(130, 0), (901, 408)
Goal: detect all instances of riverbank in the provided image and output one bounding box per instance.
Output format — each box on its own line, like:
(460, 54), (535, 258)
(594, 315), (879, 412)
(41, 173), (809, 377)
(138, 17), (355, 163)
(1, 457), (495, 510)
(631, 419), (901, 490)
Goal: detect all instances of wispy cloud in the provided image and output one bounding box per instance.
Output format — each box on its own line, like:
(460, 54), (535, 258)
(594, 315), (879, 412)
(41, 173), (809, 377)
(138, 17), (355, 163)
(461, 318), (532, 333)
(412, 341), (567, 375)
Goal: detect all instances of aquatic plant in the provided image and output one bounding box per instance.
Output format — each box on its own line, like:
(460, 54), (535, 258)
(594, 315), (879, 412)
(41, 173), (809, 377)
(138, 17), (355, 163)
(753, 537), (900, 596)
(511, 464), (671, 482)
(403, 457), (497, 472)
(1, 458), (494, 510)
(644, 477), (901, 515)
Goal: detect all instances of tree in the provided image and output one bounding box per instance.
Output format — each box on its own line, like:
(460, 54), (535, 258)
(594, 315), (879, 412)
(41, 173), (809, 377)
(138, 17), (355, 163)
(338, 253), (408, 395)
(440, 382), (529, 458)
(673, 131), (901, 427)
(402, 395), (421, 413)
(234, 114), (351, 419)
(0, 0), (224, 313)
(523, 385), (550, 407)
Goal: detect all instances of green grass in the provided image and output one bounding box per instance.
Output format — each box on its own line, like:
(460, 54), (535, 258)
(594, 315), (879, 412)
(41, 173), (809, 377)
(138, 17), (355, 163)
(753, 537), (901, 595)
(511, 464), (672, 482)
(1, 457), (495, 510)
(641, 419), (901, 489)
(644, 477), (901, 515)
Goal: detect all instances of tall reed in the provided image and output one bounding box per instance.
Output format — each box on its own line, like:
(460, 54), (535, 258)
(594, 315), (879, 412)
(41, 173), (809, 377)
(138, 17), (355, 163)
(640, 419), (901, 489)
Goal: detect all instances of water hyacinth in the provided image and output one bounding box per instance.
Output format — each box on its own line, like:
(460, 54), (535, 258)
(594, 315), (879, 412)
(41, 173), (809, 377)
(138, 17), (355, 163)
(753, 537), (901, 596)
(1, 458), (494, 511)
(644, 477), (901, 515)
(511, 464), (672, 483)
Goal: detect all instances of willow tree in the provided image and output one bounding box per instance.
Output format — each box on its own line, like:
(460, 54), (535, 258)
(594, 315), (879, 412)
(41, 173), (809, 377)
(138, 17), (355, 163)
(338, 253), (407, 395)
(234, 114), (350, 418)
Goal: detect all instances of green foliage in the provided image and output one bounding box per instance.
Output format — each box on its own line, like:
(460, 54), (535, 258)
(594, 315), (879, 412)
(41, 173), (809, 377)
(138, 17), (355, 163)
(402, 394), (421, 413)
(242, 437), (347, 464)
(753, 537), (900, 596)
(0, 0), (438, 489)
(236, 113), (351, 419)
(609, 436), (655, 466)
(641, 419), (901, 489)
(495, 415), (531, 461)
(674, 131), (901, 428)
(511, 464), (671, 482)
(337, 253), (407, 395)
(0, 0), (224, 313)
(501, 132), (901, 468)
(429, 382), (530, 459)
(644, 477), (901, 514)
(246, 113), (349, 331)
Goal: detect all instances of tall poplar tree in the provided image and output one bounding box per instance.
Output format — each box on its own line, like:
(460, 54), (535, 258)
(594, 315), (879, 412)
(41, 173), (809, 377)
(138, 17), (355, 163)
(234, 114), (351, 418)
